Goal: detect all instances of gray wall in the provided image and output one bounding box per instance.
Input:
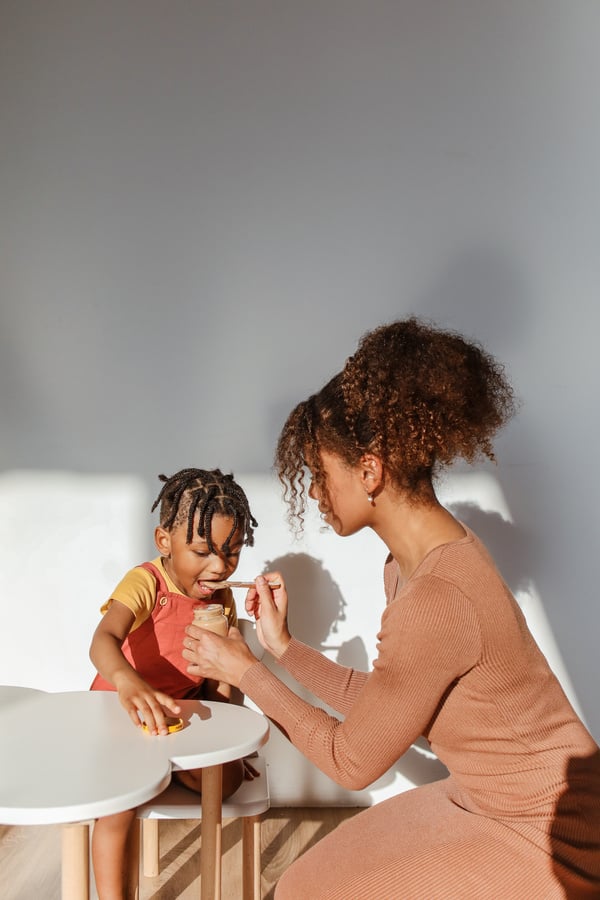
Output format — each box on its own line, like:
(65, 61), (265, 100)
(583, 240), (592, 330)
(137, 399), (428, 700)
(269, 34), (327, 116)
(2, 1), (599, 741)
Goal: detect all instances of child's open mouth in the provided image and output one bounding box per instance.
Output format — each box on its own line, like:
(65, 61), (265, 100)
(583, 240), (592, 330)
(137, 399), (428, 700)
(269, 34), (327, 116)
(197, 581), (217, 595)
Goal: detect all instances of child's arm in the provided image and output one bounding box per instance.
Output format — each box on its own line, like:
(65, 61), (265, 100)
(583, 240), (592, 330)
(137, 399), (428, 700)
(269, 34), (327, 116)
(89, 601), (181, 735)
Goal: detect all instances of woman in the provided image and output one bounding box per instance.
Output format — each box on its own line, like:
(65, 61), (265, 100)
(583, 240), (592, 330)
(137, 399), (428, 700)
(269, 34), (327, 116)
(183, 317), (600, 898)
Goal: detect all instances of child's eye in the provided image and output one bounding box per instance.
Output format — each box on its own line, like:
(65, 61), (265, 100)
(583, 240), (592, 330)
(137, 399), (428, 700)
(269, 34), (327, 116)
(194, 551), (210, 558)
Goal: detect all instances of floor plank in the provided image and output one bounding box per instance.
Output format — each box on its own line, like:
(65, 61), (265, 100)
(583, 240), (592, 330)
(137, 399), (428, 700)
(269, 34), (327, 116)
(0, 808), (362, 899)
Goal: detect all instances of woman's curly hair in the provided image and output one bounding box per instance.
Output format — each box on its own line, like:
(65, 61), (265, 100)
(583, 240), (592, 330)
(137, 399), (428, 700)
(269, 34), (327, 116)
(275, 317), (517, 531)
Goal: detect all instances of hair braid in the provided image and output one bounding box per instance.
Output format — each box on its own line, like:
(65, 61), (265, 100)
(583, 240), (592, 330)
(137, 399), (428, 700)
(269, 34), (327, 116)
(151, 468), (257, 550)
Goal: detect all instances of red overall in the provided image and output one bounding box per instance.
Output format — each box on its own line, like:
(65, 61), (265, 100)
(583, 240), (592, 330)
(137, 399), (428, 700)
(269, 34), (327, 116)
(90, 561), (214, 699)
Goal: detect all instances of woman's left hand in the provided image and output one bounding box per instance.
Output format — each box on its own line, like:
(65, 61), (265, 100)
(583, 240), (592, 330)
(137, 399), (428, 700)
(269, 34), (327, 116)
(182, 625), (257, 688)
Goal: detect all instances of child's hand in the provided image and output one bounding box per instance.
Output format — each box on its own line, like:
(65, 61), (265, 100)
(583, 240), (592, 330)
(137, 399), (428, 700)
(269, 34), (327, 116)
(114, 672), (181, 735)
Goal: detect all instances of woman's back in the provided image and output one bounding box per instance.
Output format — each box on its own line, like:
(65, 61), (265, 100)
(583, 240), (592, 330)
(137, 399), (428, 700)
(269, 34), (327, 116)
(386, 528), (600, 858)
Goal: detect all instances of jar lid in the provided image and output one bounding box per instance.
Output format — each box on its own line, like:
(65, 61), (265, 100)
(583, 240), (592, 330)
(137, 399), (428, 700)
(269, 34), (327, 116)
(193, 603), (224, 615)
(141, 716), (184, 734)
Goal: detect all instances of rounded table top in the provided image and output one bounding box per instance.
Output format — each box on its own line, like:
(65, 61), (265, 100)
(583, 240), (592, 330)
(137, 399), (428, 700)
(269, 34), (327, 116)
(0, 689), (269, 825)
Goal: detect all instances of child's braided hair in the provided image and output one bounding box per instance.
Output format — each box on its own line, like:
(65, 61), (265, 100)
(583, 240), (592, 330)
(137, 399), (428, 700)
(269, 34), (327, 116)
(151, 468), (257, 553)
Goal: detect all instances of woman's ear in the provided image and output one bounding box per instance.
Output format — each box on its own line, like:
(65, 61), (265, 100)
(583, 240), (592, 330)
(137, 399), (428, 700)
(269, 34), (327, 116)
(359, 453), (384, 493)
(154, 525), (172, 557)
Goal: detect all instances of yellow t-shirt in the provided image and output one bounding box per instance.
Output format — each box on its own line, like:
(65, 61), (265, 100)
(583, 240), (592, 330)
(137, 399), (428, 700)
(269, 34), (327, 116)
(100, 556), (238, 632)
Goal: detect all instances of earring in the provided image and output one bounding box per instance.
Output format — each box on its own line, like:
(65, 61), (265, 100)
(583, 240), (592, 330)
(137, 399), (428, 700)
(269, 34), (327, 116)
(367, 493), (375, 505)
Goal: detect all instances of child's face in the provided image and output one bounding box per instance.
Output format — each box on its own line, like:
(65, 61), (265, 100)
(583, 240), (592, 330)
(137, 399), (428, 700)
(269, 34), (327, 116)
(155, 514), (243, 600)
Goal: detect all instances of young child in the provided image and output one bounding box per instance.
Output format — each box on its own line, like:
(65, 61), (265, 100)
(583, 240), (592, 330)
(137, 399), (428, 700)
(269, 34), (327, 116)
(89, 467), (258, 900)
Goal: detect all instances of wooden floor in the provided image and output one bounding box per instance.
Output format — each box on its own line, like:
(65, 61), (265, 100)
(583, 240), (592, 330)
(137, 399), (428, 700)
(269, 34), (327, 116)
(0, 808), (361, 899)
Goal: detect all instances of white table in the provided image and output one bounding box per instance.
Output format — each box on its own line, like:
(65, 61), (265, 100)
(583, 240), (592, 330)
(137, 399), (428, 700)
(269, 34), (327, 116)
(0, 688), (269, 899)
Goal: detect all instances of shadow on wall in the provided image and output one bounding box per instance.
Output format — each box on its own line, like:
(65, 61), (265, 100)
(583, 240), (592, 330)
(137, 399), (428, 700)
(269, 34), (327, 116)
(264, 552), (364, 666)
(447, 501), (534, 596)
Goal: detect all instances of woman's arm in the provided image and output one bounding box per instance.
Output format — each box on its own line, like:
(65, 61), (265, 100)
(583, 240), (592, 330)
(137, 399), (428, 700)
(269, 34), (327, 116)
(183, 573), (480, 789)
(277, 638), (368, 714)
(239, 579), (480, 789)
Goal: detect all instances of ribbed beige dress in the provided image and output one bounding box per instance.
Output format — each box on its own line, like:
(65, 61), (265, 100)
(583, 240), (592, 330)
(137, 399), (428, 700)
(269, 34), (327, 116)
(240, 528), (600, 898)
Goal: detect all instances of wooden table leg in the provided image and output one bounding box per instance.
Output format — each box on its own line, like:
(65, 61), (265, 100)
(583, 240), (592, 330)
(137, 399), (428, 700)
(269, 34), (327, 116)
(200, 764), (222, 900)
(61, 822), (89, 900)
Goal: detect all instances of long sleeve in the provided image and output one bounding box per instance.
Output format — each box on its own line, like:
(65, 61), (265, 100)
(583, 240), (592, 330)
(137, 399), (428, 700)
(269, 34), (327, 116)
(276, 638), (368, 715)
(240, 576), (481, 789)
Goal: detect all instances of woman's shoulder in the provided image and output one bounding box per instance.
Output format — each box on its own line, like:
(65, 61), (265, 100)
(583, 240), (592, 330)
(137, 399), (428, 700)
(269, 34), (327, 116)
(416, 526), (477, 574)
(382, 527), (477, 597)
(406, 526), (511, 617)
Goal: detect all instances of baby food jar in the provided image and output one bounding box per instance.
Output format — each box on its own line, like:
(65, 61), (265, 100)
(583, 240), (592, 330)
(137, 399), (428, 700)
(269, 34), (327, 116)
(192, 603), (229, 636)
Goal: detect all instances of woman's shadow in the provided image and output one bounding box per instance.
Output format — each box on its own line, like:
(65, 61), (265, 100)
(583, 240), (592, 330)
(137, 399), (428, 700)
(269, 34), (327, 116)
(447, 500), (535, 596)
(264, 552), (364, 666)
(263, 552), (448, 789)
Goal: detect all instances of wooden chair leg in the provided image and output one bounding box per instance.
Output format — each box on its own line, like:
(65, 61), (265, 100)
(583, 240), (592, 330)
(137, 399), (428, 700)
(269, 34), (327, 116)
(242, 814), (261, 900)
(141, 818), (160, 877)
(200, 764), (223, 900)
(61, 822), (90, 900)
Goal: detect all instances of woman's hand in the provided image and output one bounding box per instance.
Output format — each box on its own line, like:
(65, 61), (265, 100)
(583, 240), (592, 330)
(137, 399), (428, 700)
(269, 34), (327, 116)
(113, 670), (181, 735)
(245, 572), (291, 659)
(183, 626), (257, 688)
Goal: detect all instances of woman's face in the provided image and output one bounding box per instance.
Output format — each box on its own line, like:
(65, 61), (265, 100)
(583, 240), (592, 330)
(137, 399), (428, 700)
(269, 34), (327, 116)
(308, 450), (369, 537)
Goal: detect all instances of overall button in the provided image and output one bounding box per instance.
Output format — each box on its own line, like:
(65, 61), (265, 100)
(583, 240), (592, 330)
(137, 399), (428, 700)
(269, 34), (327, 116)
(159, 596), (168, 606)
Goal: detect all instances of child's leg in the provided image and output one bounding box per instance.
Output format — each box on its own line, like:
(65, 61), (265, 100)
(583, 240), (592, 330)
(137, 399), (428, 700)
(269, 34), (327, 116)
(92, 808), (137, 900)
(173, 757), (245, 798)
